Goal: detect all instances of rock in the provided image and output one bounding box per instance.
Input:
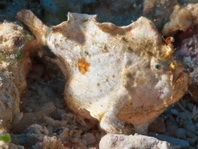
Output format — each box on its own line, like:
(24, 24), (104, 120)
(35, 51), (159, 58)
(175, 128), (187, 139)
(174, 30), (198, 103)
(57, 128), (72, 141)
(151, 133), (190, 148)
(184, 124), (197, 133)
(195, 123), (198, 130)
(165, 121), (178, 136)
(185, 110), (193, 120)
(43, 86), (56, 98)
(187, 146), (196, 149)
(163, 3), (198, 35)
(17, 9), (189, 134)
(143, 0), (178, 28)
(11, 112), (44, 133)
(189, 84), (198, 103)
(37, 136), (65, 149)
(82, 133), (96, 145)
(187, 103), (194, 112)
(39, 102), (56, 115)
(170, 108), (179, 116)
(178, 112), (188, 120)
(183, 120), (193, 126)
(99, 133), (173, 149)
(9, 143), (24, 149)
(0, 22), (35, 131)
(186, 137), (197, 146)
(193, 112), (198, 122)
(186, 131), (196, 139)
(11, 124), (48, 147)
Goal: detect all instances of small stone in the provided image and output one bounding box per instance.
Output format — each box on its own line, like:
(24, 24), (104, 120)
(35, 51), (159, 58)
(186, 131), (196, 138)
(196, 123), (198, 130)
(43, 86), (56, 97)
(167, 115), (178, 125)
(170, 108), (179, 116)
(175, 128), (186, 139)
(193, 114), (198, 122)
(187, 146), (195, 149)
(184, 124), (196, 133)
(186, 138), (197, 146)
(166, 121), (178, 136)
(151, 133), (190, 148)
(187, 103), (194, 112)
(95, 133), (102, 142)
(47, 126), (53, 134)
(180, 100), (187, 109)
(82, 133), (96, 145)
(40, 102), (56, 115)
(178, 112), (188, 120)
(184, 110), (192, 120)
(24, 107), (33, 113)
(196, 144), (198, 149)
(183, 120), (193, 125)
(9, 143), (24, 149)
(12, 112), (24, 125)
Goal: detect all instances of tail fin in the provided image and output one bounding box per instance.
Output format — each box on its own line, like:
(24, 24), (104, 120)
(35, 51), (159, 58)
(16, 9), (49, 45)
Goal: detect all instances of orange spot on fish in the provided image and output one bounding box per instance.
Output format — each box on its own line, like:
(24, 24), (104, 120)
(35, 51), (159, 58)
(78, 57), (90, 74)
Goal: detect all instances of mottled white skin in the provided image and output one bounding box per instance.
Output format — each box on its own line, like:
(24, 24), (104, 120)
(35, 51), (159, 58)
(17, 10), (189, 134)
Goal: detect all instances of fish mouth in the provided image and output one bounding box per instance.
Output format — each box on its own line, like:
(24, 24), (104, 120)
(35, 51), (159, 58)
(165, 67), (189, 106)
(172, 66), (189, 84)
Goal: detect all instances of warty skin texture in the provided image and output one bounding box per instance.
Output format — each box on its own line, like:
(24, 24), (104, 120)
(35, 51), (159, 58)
(17, 10), (189, 134)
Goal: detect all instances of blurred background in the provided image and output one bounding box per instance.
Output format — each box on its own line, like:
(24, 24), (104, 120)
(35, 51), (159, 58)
(0, 0), (196, 27)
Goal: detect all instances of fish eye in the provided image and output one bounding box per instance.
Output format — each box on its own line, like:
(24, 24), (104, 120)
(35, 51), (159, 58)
(154, 64), (160, 69)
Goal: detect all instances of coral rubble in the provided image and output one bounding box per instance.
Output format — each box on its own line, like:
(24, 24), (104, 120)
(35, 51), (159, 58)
(0, 22), (35, 131)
